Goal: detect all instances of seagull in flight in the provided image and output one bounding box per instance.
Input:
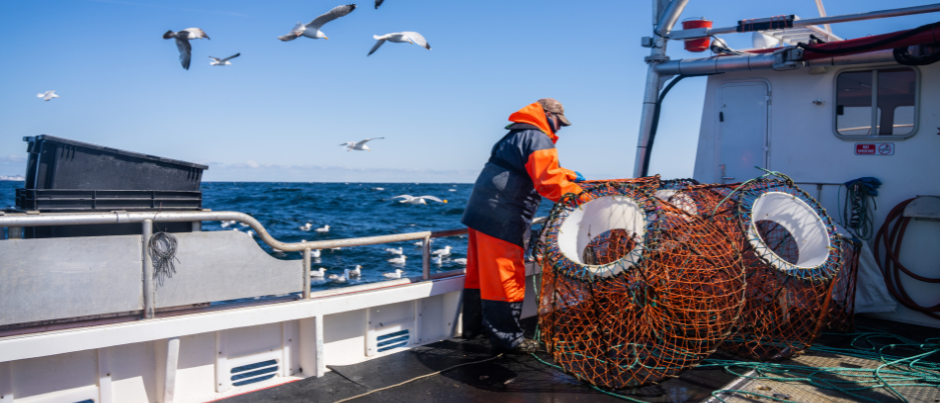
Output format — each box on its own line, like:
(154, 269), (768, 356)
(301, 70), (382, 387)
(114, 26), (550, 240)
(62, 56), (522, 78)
(340, 137), (384, 151)
(37, 91), (59, 101)
(391, 195), (446, 205)
(368, 32), (431, 56)
(374, 0), (385, 9)
(163, 28), (210, 70)
(278, 4), (357, 42)
(209, 53), (240, 66)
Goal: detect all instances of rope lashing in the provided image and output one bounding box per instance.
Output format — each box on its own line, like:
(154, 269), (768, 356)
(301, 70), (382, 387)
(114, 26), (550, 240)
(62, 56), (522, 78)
(712, 166), (794, 216)
(150, 231), (180, 287)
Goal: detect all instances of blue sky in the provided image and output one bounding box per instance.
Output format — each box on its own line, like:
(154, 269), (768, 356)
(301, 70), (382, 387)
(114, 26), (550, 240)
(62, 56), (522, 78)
(1, 0), (936, 182)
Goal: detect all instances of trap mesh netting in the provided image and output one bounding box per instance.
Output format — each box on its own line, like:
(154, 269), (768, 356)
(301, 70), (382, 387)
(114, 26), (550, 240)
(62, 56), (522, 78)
(657, 179), (843, 361)
(536, 179), (746, 388)
(827, 236), (861, 333)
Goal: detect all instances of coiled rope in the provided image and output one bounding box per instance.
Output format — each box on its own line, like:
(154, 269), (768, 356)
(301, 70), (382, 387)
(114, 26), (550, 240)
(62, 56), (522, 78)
(839, 177), (881, 240)
(874, 197), (940, 320)
(150, 232), (179, 287)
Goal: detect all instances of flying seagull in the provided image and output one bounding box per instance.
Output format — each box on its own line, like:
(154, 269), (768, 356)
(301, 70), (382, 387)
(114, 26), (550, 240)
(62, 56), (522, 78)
(368, 32), (431, 56)
(163, 28), (210, 70)
(391, 195), (446, 205)
(375, 0), (384, 9)
(209, 53), (240, 66)
(340, 137), (384, 151)
(37, 91), (59, 101)
(278, 4), (357, 42)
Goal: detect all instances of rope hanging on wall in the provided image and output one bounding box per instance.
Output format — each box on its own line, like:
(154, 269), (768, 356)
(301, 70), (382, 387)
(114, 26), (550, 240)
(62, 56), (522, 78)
(150, 231), (180, 287)
(536, 178), (746, 388)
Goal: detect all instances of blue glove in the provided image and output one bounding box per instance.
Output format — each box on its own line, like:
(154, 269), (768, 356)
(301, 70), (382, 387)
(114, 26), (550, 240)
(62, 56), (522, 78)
(574, 171), (586, 183)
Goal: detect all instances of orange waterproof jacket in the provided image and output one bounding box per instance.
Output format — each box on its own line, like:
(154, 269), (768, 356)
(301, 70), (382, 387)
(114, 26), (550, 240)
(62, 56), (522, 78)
(460, 103), (582, 247)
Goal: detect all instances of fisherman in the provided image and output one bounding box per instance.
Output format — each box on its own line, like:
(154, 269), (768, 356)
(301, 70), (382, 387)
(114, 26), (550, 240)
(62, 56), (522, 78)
(460, 98), (585, 354)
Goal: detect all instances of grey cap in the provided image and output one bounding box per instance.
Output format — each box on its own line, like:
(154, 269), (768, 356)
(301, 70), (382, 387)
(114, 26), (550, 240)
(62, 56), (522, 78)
(538, 98), (571, 126)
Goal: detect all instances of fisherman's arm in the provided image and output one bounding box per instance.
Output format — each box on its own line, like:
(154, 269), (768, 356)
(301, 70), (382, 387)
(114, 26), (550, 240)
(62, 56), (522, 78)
(524, 147), (583, 203)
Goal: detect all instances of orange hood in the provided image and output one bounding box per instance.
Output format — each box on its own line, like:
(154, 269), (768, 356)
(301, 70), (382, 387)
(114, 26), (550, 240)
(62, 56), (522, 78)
(508, 102), (558, 143)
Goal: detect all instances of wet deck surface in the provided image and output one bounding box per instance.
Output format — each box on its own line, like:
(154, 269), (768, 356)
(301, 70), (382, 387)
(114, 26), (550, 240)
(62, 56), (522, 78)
(224, 316), (938, 403)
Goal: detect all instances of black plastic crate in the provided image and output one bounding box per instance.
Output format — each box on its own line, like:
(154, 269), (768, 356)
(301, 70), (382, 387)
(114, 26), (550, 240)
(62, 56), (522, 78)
(16, 189), (202, 211)
(23, 135), (208, 191)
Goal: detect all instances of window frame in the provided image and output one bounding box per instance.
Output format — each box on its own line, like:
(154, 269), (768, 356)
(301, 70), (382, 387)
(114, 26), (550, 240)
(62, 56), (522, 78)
(832, 66), (920, 141)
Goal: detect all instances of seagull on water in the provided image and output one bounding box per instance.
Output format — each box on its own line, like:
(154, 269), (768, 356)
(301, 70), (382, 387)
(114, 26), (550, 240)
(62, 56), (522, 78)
(453, 258), (467, 265)
(37, 91), (59, 101)
(209, 53), (240, 66)
(391, 195), (446, 205)
(431, 255), (442, 265)
(246, 230), (255, 238)
(414, 239), (434, 247)
(368, 32), (431, 56)
(384, 269), (403, 279)
(340, 137), (384, 152)
(385, 247), (403, 254)
(432, 245), (452, 256)
(221, 220), (236, 228)
(278, 4), (357, 42)
(328, 269), (349, 283)
(163, 28), (210, 70)
(316, 225), (330, 233)
(388, 255), (407, 265)
(349, 265), (362, 277)
(299, 222), (312, 231)
(310, 268), (327, 277)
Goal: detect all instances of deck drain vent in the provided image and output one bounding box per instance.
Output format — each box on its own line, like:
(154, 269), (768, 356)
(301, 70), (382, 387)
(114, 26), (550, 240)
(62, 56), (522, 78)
(230, 359), (279, 386)
(377, 329), (410, 352)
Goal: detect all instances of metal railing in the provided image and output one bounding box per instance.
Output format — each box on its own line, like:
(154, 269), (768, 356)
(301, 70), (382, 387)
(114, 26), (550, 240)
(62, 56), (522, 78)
(0, 210), (546, 320)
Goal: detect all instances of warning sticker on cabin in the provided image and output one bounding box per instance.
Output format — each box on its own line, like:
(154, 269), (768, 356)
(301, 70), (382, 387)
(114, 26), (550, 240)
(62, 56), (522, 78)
(855, 143), (894, 155)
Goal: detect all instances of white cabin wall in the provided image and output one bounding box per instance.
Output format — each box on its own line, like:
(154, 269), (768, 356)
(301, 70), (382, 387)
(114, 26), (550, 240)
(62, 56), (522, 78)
(694, 62), (940, 328)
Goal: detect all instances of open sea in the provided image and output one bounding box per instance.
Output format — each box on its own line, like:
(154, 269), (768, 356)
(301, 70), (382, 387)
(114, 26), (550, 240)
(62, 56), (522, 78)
(1, 181), (553, 292)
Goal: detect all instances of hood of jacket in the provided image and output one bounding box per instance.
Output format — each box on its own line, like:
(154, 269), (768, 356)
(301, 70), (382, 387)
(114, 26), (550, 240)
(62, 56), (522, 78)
(507, 102), (558, 144)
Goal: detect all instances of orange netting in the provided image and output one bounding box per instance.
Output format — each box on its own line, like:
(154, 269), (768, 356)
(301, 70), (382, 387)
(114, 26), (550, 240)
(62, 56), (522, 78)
(657, 179), (842, 361)
(537, 180), (746, 388)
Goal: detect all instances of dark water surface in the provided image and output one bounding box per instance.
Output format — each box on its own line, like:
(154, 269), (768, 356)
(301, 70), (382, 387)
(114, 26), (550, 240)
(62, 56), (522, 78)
(1, 181), (552, 292)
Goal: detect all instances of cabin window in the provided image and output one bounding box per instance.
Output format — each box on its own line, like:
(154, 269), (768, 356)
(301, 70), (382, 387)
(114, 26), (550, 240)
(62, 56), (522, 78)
(834, 67), (917, 139)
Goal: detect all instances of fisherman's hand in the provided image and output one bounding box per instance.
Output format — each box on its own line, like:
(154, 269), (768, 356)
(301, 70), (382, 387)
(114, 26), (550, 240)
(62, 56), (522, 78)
(574, 171), (586, 183)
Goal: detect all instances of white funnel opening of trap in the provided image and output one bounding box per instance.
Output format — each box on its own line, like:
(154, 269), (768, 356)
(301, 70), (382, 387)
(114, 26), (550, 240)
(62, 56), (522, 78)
(748, 192), (830, 270)
(557, 195), (646, 277)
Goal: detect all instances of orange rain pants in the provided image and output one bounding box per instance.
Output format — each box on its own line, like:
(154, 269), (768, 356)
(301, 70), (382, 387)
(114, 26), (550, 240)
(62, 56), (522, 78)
(462, 228), (527, 351)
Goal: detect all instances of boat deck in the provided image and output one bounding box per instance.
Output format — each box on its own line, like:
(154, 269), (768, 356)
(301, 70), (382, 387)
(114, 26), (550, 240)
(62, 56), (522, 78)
(223, 317), (939, 403)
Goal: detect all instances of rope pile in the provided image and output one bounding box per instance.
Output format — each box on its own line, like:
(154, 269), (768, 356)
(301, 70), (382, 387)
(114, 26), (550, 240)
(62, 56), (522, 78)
(150, 231), (180, 287)
(704, 330), (940, 403)
(537, 178), (746, 388)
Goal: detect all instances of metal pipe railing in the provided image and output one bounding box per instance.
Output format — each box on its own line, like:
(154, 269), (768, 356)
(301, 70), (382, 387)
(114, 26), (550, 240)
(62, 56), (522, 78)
(1, 211), (547, 309)
(667, 3), (940, 40)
